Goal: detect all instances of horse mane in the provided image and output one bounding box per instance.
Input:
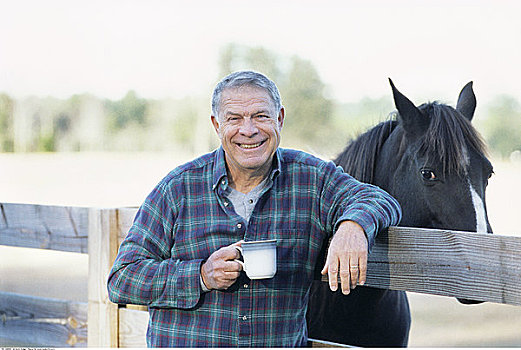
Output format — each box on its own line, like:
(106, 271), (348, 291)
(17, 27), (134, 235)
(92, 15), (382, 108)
(417, 102), (487, 175)
(334, 119), (398, 184)
(334, 102), (488, 182)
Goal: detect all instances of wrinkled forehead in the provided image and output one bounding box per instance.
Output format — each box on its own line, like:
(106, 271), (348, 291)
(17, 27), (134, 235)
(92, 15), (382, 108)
(219, 85), (277, 114)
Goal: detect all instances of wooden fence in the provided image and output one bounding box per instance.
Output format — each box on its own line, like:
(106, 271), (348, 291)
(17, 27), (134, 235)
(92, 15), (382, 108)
(1, 202), (520, 347)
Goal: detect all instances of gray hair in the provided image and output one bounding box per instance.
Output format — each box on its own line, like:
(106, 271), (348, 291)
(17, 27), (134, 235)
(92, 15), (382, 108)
(211, 70), (282, 118)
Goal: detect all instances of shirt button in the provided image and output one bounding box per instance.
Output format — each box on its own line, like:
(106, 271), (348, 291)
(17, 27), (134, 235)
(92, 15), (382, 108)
(237, 223), (242, 229)
(242, 315), (247, 321)
(248, 199), (254, 204)
(243, 284), (249, 289)
(224, 201), (229, 207)
(221, 179), (226, 185)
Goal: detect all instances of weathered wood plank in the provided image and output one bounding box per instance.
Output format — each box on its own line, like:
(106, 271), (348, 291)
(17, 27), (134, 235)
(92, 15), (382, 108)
(112, 209), (521, 305)
(116, 207), (138, 245)
(118, 308), (148, 348)
(0, 203), (89, 253)
(87, 208), (119, 347)
(0, 291), (87, 347)
(321, 226), (521, 305)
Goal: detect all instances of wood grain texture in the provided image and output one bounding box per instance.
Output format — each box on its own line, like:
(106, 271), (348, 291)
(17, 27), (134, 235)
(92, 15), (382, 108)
(321, 226), (521, 305)
(0, 203), (89, 253)
(118, 308), (148, 348)
(116, 207), (138, 246)
(4, 202), (520, 347)
(0, 292), (87, 347)
(87, 208), (119, 347)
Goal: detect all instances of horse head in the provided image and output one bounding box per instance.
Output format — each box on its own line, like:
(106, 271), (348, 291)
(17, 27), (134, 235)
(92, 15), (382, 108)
(374, 79), (494, 234)
(309, 80), (495, 346)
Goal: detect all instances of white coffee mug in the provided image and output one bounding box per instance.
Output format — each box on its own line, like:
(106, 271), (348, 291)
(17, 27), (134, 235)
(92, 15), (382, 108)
(235, 239), (277, 279)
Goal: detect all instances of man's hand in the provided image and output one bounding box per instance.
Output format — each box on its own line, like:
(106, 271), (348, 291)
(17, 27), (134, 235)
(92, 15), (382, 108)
(321, 221), (368, 295)
(201, 241), (243, 290)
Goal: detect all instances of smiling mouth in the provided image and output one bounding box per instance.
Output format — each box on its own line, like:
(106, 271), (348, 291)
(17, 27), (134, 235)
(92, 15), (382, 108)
(239, 141), (265, 149)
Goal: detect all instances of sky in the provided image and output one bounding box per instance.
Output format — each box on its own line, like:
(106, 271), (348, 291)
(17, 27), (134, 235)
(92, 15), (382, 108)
(1, 0), (520, 107)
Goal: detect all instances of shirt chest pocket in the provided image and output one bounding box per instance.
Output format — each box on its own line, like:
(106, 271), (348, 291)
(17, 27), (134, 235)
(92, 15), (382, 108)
(259, 230), (316, 290)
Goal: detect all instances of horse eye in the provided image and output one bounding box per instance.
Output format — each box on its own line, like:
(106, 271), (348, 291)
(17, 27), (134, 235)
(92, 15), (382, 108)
(421, 169), (437, 181)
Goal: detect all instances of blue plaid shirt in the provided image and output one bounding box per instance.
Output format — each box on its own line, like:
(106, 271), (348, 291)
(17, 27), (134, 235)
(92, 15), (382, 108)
(107, 147), (401, 347)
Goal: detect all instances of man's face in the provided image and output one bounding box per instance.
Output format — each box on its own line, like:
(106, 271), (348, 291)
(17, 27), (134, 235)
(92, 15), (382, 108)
(211, 85), (284, 176)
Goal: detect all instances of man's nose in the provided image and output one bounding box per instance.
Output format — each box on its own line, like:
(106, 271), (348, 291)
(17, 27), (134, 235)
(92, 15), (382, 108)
(239, 117), (259, 136)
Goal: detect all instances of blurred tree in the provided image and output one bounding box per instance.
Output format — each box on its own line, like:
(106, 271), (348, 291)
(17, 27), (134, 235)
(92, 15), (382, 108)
(105, 91), (148, 131)
(218, 43), (238, 78)
(52, 95), (81, 151)
(39, 133), (55, 152)
(0, 93), (14, 151)
(326, 96), (394, 158)
(244, 47), (282, 83)
(280, 55), (333, 152)
(481, 95), (521, 158)
(172, 97), (199, 152)
(216, 44), (334, 154)
(334, 96), (394, 135)
(218, 44), (282, 82)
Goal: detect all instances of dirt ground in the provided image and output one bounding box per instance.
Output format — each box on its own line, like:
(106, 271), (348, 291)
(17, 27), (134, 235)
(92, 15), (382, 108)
(1, 152), (520, 347)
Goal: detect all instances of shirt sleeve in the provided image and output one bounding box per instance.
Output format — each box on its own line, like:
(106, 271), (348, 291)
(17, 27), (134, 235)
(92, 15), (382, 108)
(107, 180), (203, 309)
(320, 161), (402, 251)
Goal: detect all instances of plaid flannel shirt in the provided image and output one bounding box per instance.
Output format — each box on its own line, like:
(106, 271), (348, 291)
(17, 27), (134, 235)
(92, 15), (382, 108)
(107, 147), (401, 347)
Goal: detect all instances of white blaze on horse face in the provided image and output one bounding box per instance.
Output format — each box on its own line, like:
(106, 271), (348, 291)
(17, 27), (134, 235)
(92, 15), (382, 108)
(468, 180), (487, 233)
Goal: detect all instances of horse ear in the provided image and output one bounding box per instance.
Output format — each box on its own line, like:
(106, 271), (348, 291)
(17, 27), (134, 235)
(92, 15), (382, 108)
(456, 81), (476, 121)
(389, 78), (429, 140)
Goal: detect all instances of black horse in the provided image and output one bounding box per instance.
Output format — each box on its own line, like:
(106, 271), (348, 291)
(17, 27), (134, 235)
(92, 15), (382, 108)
(307, 79), (494, 347)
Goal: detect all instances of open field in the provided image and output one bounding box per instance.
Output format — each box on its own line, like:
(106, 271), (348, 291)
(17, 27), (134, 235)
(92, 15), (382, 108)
(0, 152), (520, 347)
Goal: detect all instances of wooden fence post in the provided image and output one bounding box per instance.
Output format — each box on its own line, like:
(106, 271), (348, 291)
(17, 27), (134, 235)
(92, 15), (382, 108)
(88, 208), (120, 347)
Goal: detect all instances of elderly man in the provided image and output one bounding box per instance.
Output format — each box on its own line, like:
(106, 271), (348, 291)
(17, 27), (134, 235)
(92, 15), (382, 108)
(107, 70), (401, 347)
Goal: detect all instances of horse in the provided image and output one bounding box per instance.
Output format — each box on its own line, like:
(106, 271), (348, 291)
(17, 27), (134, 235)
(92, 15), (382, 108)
(306, 79), (494, 347)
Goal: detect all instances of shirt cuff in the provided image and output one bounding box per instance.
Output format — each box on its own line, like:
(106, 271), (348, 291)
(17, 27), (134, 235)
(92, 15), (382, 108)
(200, 275), (211, 293)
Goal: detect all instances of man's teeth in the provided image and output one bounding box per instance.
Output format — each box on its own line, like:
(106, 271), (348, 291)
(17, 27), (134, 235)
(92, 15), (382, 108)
(240, 142), (262, 149)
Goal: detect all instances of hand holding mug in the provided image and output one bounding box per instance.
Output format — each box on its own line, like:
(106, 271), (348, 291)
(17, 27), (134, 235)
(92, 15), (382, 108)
(201, 241), (244, 290)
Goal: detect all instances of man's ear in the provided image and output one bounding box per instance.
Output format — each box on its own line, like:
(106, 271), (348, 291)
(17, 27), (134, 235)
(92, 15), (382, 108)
(277, 107), (285, 129)
(211, 115), (221, 137)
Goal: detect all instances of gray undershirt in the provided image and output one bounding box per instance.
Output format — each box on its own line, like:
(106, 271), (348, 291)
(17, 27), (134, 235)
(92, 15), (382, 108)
(200, 176), (270, 292)
(225, 176), (269, 222)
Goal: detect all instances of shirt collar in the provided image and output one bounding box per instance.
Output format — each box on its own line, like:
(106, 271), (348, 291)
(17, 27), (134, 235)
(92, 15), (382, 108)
(212, 147), (229, 191)
(212, 146), (282, 191)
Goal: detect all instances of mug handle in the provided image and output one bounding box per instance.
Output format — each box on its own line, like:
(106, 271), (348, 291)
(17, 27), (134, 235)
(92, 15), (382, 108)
(234, 246), (245, 270)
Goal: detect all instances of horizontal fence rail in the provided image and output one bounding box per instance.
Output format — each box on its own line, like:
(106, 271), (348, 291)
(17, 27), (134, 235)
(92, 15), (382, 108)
(1, 203), (521, 347)
(320, 226), (521, 306)
(0, 203), (89, 253)
(0, 291), (87, 347)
